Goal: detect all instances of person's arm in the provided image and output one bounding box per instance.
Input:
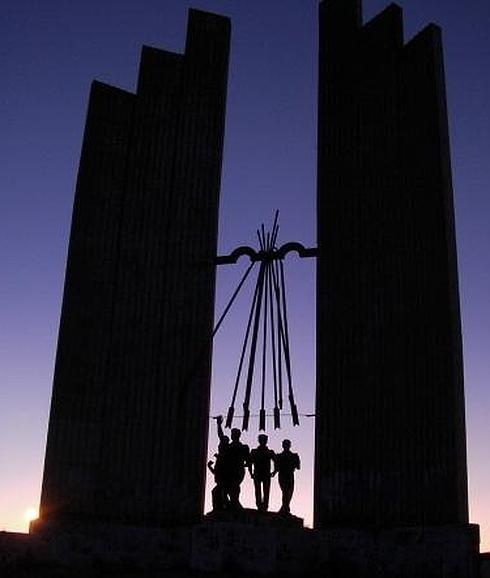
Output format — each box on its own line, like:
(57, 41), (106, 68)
(271, 454), (279, 477)
(216, 415), (225, 442)
(207, 460), (215, 474)
(241, 444), (249, 468)
(295, 453), (301, 471)
(269, 450), (276, 477)
(248, 450), (254, 478)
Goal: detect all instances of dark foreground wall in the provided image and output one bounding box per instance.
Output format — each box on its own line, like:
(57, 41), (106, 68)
(316, 0), (468, 527)
(38, 9), (230, 527)
(0, 523), (481, 578)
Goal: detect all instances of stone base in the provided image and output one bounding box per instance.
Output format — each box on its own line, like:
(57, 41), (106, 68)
(0, 519), (481, 577)
(204, 507), (304, 528)
(193, 521), (480, 577)
(481, 553), (490, 578)
(312, 524), (480, 578)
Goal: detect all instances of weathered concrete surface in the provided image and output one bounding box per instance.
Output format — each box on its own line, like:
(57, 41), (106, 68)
(1, 520), (481, 577)
(203, 507), (304, 528)
(316, 0), (469, 528)
(39, 7), (230, 528)
(481, 553), (490, 578)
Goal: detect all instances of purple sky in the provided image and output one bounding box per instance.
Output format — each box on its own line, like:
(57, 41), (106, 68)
(1, 0), (489, 548)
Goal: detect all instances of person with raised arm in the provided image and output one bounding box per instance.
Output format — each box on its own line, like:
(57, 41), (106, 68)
(216, 415), (249, 510)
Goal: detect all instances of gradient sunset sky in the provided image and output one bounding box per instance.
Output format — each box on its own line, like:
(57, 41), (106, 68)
(1, 0), (489, 550)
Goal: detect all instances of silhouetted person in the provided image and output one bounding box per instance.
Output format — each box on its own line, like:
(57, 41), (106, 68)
(273, 439), (300, 514)
(217, 415), (249, 510)
(208, 433), (230, 511)
(249, 434), (275, 512)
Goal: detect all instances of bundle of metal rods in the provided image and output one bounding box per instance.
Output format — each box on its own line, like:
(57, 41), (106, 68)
(224, 212), (299, 431)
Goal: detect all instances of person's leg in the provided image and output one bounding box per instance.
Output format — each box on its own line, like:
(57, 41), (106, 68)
(220, 483), (230, 509)
(228, 482), (240, 509)
(254, 478), (262, 509)
(283, 479), (294, 513)
(211, 485), (221, 510)
(263, 477), (271, 511)
(279, 478), (286, 512)
(233, 469), (245, 509)
(278, 475), (293, 513)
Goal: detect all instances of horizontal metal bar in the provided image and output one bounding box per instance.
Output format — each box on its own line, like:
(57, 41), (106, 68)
(216, 242), (318, 265)
(210, 413), (316, 419)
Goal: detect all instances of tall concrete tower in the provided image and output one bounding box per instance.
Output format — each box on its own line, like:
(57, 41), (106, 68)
(315, 0), (469, 528)
(38, 9), (230, 527)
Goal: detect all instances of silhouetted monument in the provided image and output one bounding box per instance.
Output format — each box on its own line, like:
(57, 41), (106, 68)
(316, 0), (469, 528)
(17, 2), (481, 576)
(38, 9), (230, 527)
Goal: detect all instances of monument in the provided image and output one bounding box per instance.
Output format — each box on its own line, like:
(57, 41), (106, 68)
(316, 0), (469, 527)
(37, 9), (230, 528)
(14, 1), (482, 577)
(314, 0), (479, 574)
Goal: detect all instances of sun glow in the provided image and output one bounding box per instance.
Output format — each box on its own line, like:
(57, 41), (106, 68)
(23, 507), (38, 523)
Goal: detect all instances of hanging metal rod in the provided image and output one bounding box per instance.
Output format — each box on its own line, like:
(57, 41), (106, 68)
(216, 242), (318, 265)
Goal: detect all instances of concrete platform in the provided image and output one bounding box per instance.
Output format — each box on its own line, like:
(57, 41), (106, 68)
(203, 507), (304, 527)
(0, 518), (482, 577)
(481, 553), (490, 578)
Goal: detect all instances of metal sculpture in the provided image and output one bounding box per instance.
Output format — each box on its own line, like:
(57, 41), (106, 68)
(214, 212), (317, 431)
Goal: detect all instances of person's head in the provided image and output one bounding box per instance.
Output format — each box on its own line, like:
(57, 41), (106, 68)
(231, 428), (241, 442)
(282, 439), (291, 451)
(258, 434), (268, 447)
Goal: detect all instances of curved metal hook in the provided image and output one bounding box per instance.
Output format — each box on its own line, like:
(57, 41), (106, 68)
(275, 242), (318, 260)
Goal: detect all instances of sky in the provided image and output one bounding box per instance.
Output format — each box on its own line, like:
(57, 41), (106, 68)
(1, 0), (489, 550)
